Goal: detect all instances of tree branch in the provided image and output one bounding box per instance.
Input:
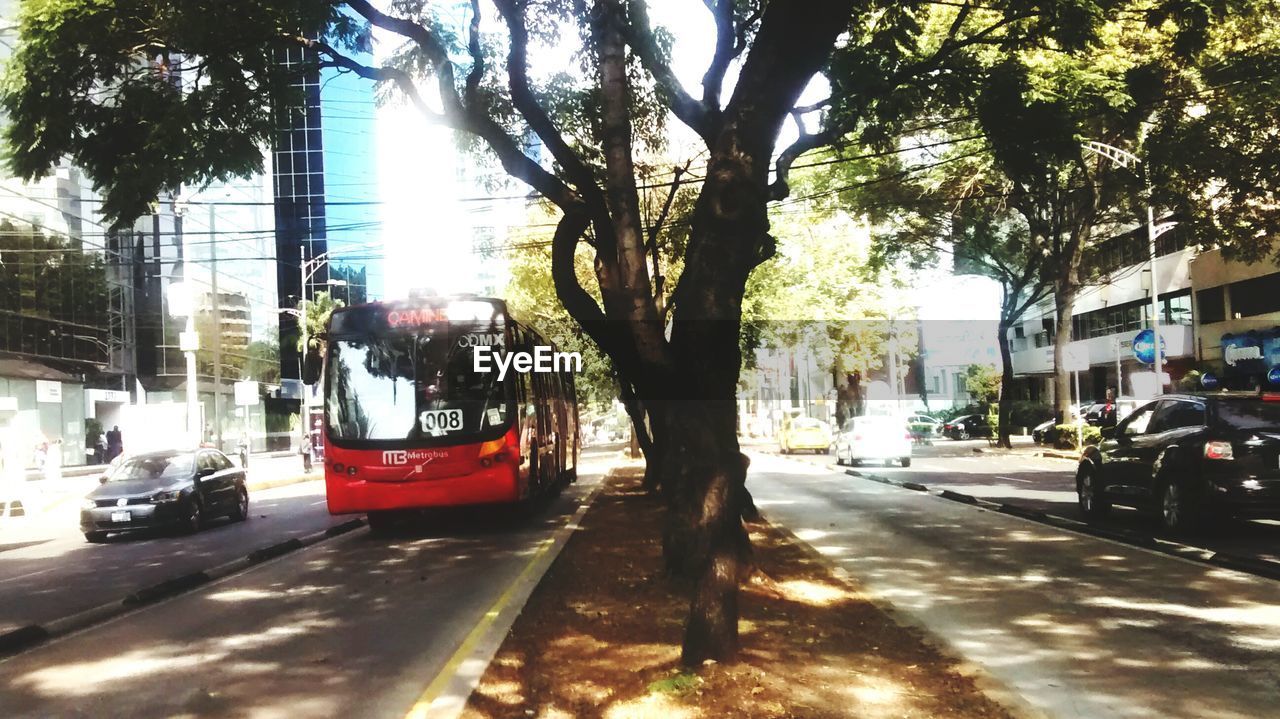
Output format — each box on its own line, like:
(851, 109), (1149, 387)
(626, 0), (714, 142)
(492, 0), (605, 205)
(305, 38), (445, 125)
(769, 127), (836, 200)
(341, 0), (577, 208)
(701, 0), (735, 111)
(464, 0), (484, 105)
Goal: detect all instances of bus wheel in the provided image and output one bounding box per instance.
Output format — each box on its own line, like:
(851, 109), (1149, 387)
(367, 511), (398, 536)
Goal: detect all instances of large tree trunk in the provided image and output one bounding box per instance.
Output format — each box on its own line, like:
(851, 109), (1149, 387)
(658, 399), (752, 664)
(996, 318), (1016, 449)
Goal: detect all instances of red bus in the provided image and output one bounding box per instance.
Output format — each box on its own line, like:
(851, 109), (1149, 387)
(318, 296), (579, 531)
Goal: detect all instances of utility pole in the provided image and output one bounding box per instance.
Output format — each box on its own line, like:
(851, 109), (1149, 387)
(210, 202), (222, 452)
(177, 214), (200, 446)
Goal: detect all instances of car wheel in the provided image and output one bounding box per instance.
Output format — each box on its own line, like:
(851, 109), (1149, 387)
(900, 457), (911, 468)
(84, 531), (108, 543)
(1160, 481), (1199, 533)
(835, 447), (846, 466)
(958, 429), (969, 440)
(183, 499), (203, 534)
(1077, 465), (1110, 518)
(229, 487), (249, 522)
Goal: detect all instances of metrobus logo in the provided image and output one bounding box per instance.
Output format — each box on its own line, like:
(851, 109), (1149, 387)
(381, 449), (450, 465)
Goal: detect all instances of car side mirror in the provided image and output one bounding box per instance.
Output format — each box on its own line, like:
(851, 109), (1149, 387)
(1100, 426), (1115, 440)
(98, 474), (109, 485)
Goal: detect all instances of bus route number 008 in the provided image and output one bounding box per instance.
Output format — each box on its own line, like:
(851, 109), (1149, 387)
(419, 409), (464, 434)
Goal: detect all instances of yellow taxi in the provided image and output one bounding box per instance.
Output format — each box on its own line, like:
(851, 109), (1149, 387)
(779, 417), (831, 454)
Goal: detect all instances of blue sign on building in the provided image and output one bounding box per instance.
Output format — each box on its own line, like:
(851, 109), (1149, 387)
(1221, 332), (1268, 375)
(1132, 329), (1167, 365)
(1201, 373), (1220, 390)
(1268, 366), (1280, 387)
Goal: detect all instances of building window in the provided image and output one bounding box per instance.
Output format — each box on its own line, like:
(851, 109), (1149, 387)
(1197, 286), (1226, 324)
(1227, 272), (1280, 318)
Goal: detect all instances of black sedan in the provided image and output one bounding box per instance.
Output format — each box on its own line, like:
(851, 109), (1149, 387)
(1077, 392), (1280, 531)
(80, 448), (250, 542)
(943, 415), (993, 440)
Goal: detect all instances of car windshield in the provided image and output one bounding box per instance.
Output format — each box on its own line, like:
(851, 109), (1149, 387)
(1216, 401), (1280, 431)
(792, 419), (823, 430)
(108, 453), (193, 482)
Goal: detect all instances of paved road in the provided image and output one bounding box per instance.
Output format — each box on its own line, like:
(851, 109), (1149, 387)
(0, 479), (341, 634)
(750, 450), (1280, 719)
(765, 438), (1280, 565)
(0, 452), (611, 719)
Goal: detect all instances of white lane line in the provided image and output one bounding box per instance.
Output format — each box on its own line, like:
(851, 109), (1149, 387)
(0, 567), (55, 585)
(994, 475), (1034, 484)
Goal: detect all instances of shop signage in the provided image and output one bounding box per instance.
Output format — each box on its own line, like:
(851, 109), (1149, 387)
(36, 380), (62, 403)
(1201, 373), (1220, 390)
(1132, 329), (1166, 365)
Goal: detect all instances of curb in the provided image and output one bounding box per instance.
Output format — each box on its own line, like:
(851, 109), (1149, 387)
(0, 517), (366, 659)
(842, 467), (1280, 583)
(246, 473), (319, 492)
(409, 474), (610, 719)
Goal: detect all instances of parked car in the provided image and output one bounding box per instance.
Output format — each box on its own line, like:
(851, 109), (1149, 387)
(1082, 397), (1144, 427)
(779, 417), (832, 454)
(943, 414), (993, 440)
(834, 415), (912, 467)
(906, 414), (942, 440)
(1032, 419), (1057, 444)
(1076, 392), (1280, 531)
(80, 448), (250, 542)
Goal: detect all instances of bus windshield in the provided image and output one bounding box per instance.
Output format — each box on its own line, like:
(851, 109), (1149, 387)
(326, 326), (511, 443)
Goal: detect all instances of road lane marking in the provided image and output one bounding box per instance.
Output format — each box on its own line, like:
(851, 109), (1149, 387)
(995, 476), (1033, 484)
(0, 568), (54, 585)
(403, 479), (606, 719)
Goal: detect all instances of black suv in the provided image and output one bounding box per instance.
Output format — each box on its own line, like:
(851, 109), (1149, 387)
(1077, 393), (1280, 531)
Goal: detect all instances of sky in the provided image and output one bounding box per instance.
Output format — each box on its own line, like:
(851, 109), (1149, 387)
(369, 1), (1001, 326)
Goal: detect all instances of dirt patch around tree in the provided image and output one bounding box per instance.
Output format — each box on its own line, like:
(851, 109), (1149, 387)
(461, 466), (1015, 719)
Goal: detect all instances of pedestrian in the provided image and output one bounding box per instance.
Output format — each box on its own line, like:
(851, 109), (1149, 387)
(311, 419), (325, 463)
(105, 425), (123, 462)
(300, 427), (312, 473)
(238, 429), (250, 469)
(44, 438), (62, 482)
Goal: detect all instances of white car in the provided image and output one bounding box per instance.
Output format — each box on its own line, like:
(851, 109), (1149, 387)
(834, 416), (912, 467)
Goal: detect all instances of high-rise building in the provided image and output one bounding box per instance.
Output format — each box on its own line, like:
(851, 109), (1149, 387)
(273, 40), (380, 390)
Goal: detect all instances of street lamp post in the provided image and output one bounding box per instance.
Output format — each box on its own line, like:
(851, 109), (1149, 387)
(1083, 141), (1178, 395)
(166, 227), (201, 446)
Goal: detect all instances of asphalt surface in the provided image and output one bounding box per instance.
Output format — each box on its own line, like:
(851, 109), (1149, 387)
(0, 451), (611, 719)
(767, 437), (1280, 566)
(748, 449), (1280, 719)
(0, 479), (341, 634)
